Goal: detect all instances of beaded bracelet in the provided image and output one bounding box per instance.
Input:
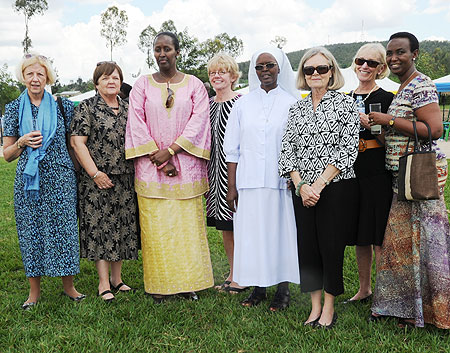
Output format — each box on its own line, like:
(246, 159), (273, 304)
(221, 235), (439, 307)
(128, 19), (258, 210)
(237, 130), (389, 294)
(295, 180), (308, 197)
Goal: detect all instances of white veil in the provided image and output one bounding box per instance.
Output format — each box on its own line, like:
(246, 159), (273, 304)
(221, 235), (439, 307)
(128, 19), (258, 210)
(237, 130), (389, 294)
(248, 46), (298, 98)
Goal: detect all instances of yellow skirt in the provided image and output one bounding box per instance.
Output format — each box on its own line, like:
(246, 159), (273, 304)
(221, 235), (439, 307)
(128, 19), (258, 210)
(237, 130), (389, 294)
(138, 195), (214, 294)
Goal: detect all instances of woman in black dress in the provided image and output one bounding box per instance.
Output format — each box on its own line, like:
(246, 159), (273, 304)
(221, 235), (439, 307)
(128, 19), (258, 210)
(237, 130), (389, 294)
(344, 43), (393, 304)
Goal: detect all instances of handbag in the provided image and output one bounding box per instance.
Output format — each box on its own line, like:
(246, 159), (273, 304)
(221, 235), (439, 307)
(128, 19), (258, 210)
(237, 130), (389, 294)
(397, 120), (439, 201)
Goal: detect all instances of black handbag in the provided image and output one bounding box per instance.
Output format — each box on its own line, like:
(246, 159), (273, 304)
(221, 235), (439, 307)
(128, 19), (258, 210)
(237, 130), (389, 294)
(397, 120), (439, 201)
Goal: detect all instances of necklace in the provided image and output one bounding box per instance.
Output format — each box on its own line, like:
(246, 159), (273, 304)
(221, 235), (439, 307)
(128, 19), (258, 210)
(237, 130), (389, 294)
(351, 84), (378, 103)
(111, 107), (119, 110)
(160, 70), (178, 85)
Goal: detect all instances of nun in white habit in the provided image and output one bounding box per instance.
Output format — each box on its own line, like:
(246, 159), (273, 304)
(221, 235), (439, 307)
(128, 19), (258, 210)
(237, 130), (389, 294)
(223, 46), (300, 311)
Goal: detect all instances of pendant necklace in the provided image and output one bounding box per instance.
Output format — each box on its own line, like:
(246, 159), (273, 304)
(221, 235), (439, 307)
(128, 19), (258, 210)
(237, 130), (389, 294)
(351, 84), (378, 103)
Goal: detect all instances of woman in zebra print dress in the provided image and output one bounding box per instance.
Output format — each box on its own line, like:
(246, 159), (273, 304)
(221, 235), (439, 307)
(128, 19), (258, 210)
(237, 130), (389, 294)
(205, 54), (244, 293)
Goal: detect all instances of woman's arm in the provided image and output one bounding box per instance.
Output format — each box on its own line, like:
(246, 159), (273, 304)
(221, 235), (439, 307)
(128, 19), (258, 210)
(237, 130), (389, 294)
(226, 162), (238, 212)
(369, 102), (442, 139)
(3, 131), (43, 162)
(70, 135), (113, 189)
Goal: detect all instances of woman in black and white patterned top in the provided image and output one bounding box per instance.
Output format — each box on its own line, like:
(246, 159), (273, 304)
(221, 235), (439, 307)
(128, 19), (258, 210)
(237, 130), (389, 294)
(279, 47), (359, 329)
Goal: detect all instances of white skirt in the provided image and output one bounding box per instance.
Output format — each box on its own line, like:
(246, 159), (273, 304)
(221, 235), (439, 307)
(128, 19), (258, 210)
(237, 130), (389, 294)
(233, 188), (300, 287)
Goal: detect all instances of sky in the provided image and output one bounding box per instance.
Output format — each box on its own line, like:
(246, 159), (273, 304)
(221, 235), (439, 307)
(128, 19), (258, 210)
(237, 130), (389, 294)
(0, 0), (449, 85)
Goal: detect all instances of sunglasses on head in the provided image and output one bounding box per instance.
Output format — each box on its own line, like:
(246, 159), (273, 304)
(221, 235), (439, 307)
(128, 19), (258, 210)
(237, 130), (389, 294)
(302, 65), (332, 76)
(255, 62), (277, 71)
(354, 58), (380, 68)
(24, 53), (48, 61)
(97, 61), (117, 66)
(166, 84), (174, 108)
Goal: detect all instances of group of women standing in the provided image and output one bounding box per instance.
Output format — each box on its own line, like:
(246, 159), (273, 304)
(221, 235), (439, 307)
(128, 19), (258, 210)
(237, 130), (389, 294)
(3, 30), (450, 330)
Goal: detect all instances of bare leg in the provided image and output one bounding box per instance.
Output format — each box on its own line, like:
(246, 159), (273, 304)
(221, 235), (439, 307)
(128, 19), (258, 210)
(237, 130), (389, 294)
(25, 276), (41, 304)
(349, 245), (373, 300)
(110, 261), (131, 291)
(95, 260), (114, 300)
(304, 289), (322, 324)
(61, 275), (83, 298)
(222, 230), (246, 289)
(222, 230), (234, 283)
(318, 291), (335, 326)
(374, 245), (382, 270)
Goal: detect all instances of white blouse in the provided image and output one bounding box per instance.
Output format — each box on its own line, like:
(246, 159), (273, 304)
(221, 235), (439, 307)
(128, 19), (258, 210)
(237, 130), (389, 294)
(224, 86), (297, 190)
(278, 90), (359, 184)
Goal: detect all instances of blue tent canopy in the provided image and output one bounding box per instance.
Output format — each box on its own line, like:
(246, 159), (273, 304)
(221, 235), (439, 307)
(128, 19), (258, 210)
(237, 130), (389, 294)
(436, 82), (450, 93)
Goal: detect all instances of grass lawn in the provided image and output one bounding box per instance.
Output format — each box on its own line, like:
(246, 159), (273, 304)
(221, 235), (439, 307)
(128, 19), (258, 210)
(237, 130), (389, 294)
(1, 159), (449, 353)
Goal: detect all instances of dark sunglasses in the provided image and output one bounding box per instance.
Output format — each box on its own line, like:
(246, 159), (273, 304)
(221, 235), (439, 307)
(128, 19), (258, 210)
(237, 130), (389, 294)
(302, 65), (332, 76)
(24, 53), (48, 61)
(97, 61), (117, 66)
(255, 62), (277, 71)
(354, 58), (380, 68)
(166, 85), (174, 108)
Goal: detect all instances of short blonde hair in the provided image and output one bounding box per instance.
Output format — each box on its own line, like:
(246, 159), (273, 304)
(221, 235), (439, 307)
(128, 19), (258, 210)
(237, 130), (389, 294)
(16, 52), (57, 85)
(351, 43), (390, 80)
(296, 46), (344, 91)
(207, 53), (242, 89)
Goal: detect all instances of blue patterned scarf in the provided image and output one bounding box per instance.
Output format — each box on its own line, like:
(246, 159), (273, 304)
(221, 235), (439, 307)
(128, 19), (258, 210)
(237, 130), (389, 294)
(18, 89), (57, 199)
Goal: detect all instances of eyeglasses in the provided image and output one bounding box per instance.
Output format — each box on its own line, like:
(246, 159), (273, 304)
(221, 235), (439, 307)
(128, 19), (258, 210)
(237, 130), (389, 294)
(166, 84), (174, 108)
(255, 62), (277, 71)
(354, 58), (380, 68)
(302, 65), (332, 76)
(209, 70), (228, 77)
(24, 53), (48, 61)
(97, 61), (117, 66)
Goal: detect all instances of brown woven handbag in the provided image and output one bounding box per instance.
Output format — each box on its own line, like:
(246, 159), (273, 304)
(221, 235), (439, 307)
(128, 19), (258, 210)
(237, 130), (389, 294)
(397, 120), (439, 201)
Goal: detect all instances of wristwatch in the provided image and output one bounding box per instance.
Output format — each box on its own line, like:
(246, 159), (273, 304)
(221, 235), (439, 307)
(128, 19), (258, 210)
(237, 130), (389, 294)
(389, 116), (397, 126)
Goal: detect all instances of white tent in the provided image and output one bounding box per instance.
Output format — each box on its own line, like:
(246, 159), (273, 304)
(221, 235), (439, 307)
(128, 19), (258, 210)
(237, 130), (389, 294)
(69, 90), (95, 102)
(434, 74), (450, 83)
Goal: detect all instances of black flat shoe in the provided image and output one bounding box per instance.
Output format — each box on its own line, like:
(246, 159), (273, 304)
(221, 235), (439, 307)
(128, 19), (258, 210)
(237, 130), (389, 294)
(269, 290), (290, 312)
(342, 294), (372, 305)
(22, 301), (37, 310)
(110, 281), (136, 293)
(98, 290), (115, 303)
(318, 312), (338, 330)
(398, 318), (416, 329)
(179, 292), (199, 301)
(63, 292), (87, 302)
(241, 288), (267, 307)
(368, 313), (388, 323)
(145, 293), (171, 304)
(214, 280), (231, 290)
(304, 316), (321, 327)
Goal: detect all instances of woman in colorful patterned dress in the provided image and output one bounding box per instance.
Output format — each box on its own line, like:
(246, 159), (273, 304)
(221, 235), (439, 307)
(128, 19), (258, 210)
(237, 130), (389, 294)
(125, 32), (213, 302)
(70, 62), (139, 302)
(369, 32), (450, 329)
(3, 53), (84, 309)
(205, 53), (244, 293)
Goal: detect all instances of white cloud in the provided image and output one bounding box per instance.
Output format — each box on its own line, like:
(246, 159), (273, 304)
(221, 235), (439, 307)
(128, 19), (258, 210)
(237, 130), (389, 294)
(0, 0), (445, 85)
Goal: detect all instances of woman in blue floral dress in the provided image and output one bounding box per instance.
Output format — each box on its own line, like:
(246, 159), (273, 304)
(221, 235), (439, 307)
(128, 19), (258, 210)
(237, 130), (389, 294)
(3, 53), (84, 310)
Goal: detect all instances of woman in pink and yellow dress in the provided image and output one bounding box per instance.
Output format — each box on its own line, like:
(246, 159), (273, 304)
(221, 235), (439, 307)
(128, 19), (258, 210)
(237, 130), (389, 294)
(125, 32), (213, 302)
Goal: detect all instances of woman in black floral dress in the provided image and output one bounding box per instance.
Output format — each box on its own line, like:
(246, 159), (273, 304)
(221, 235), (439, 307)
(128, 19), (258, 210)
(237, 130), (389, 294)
(70, 62), (139, 302)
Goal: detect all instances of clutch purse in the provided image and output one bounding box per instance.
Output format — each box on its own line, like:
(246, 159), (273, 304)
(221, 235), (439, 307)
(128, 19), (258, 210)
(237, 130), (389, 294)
(397, 120), (439, 201)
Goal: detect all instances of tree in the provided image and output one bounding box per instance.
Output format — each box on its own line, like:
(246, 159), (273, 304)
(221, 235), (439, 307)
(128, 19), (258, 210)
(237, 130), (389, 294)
(201, 33), (244, 61)
(100, 6), (128, 60)
(13, 0), (48, 53)
(270, 36), (287, 49)
(0, 64), (21, 114)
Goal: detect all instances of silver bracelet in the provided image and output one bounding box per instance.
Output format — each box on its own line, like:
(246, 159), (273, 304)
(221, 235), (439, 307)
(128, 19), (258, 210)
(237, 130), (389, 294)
(92, 171), (100, 179)
(319, 175), (330, 185)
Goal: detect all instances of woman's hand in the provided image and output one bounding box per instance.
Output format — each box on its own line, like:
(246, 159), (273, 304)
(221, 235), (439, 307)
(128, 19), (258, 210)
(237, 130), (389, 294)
(226, 185), (238, 212)
(359, 112), (371, 130)
(19, 130), (43, 149)
(299, 183), (320, 207)
(149, 149), (171, 167)
(162, 163), (178, 177)
(93, 171), (114, 190)
(368, 112), (392, 126)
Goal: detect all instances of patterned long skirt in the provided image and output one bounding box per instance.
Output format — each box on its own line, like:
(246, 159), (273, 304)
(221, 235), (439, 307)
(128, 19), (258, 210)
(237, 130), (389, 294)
(78, 172), (139, 261)
(138, 195), (214, 295)
(372, 160), (450, 328)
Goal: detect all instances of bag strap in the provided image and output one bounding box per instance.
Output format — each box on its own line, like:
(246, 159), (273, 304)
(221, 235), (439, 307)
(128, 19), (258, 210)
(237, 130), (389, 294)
(406, 120), (433, 153)
(421, 121), (433, 151)
(56, 96), (67, 123)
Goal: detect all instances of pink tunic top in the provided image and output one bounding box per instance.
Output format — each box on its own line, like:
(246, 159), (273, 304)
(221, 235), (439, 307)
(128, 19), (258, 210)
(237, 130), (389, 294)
(125, 74), (211, 200)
